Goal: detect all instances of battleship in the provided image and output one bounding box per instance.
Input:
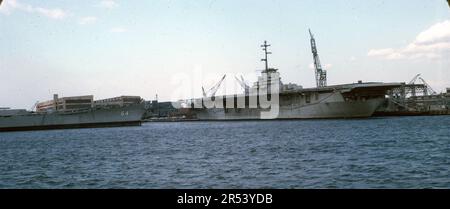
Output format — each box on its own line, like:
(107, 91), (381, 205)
(0, 95), (146, 132)
(187, 31), (402, 120)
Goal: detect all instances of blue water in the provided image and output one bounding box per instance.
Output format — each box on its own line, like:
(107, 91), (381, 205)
(0, 116), (449, 188)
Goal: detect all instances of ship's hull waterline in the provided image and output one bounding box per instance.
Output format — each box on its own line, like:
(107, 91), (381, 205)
(0, 104), (146, 132)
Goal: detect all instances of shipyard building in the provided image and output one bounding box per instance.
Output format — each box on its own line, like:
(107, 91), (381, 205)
(36, 94), (142, 112)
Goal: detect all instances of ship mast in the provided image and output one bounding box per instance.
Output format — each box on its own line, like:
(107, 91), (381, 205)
(309, 29), (327, 88)
(261, 40), (272, 72)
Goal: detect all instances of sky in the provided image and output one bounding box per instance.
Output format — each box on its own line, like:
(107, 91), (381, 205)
(1, 0), (450, 108)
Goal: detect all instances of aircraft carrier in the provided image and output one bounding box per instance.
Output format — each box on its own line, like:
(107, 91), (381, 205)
(0, 95), (146, 132)
(192, 82), (401, 120)
(186, 30), (402, 120)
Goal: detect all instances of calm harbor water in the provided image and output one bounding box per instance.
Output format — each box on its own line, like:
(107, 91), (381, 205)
(0, 116), (449, 189)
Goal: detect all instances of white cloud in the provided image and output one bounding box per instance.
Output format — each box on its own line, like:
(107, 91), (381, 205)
(368, 20), (450, 60)
(368, 48), (406, 60)
(415, 21), (450, 44)
(98, 0), (118, 9)
(110, 27), (126, 33)
(35, 7), (66, 19)
(0, 0), (67, 19)
(78, 16), (97, 25)
(368, 48), (395, 57)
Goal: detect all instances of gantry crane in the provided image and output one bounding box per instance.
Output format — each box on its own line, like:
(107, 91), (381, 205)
(418, 77), (437, 95)
(408, 74), (421, 85)
(30, 101), (39, 112)
(235, 75), (250, 95)
(309, 29), (327, 88)
(202, 74), (227, 98)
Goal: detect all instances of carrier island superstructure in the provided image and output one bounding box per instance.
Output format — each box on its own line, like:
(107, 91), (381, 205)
(186, 30), (402, 120)
(0, 95), (146, 132)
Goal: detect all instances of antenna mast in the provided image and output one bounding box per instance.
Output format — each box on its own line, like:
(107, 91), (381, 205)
(261, 40), (272, 72)
(309, 29), (327, 88)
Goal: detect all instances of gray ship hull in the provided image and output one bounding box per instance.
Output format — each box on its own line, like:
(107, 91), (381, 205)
(196, 99), (384, 120)
(193, 83), (400, 120)
(0, 104), (146, 132)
